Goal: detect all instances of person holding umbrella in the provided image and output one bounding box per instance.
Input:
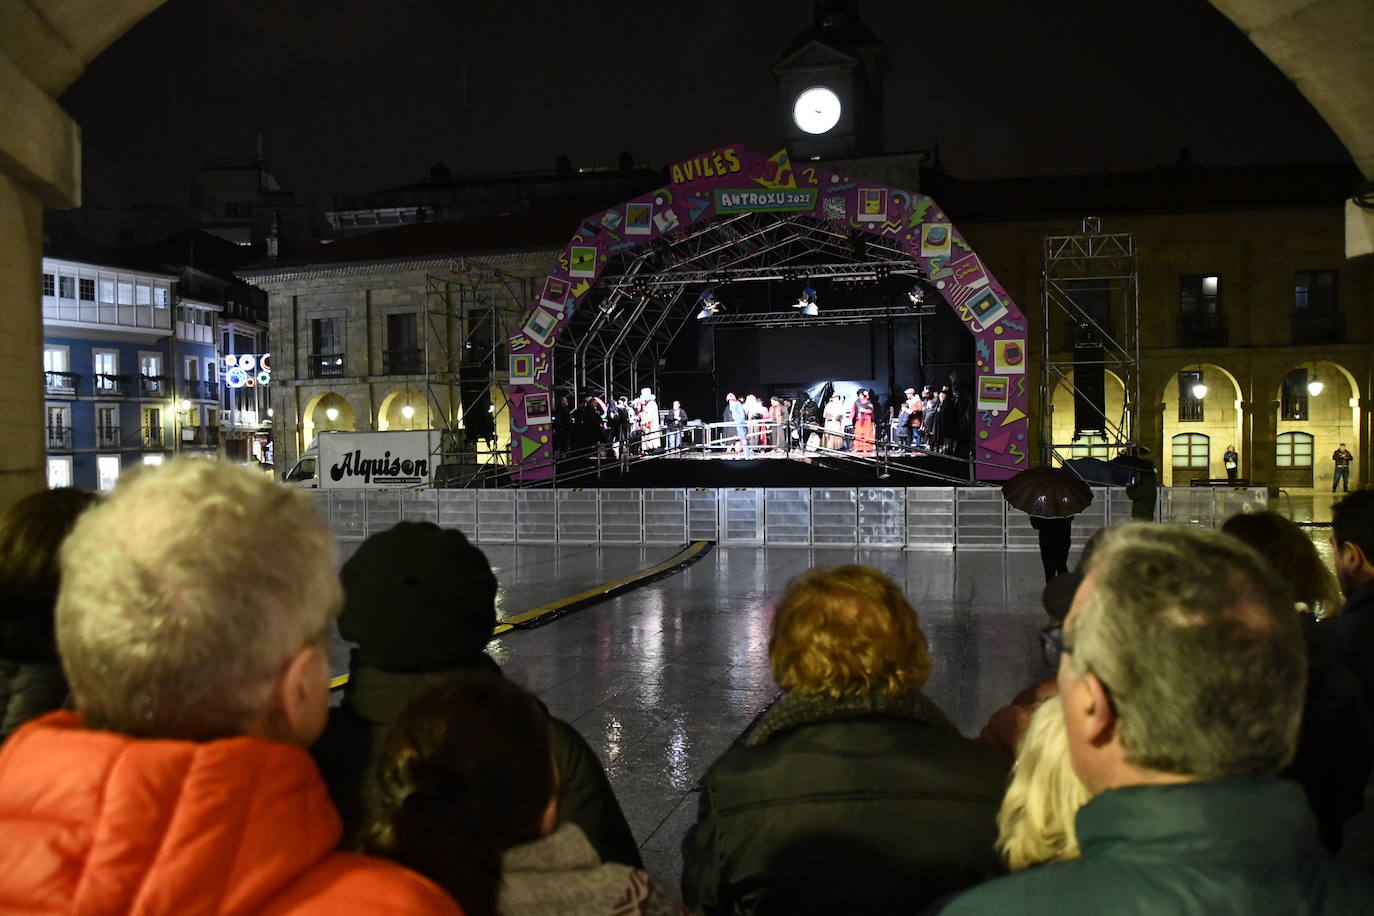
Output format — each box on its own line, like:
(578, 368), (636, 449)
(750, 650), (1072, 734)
(1002, 466), (1095, 583)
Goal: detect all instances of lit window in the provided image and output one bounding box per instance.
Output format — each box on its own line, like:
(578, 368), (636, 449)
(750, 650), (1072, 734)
(96, 455), (121, 493)
(117, 282), (134, 305)
(1172, 433), (1210, 469)
(59, 276), (75, 299)
(154, 288), (169, 308)
(135, 285), (151, 306)
(1275, 432), (1314, 468)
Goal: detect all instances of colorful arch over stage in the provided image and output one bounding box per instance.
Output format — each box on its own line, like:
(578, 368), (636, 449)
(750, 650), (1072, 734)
(507, 143), (1031, 481)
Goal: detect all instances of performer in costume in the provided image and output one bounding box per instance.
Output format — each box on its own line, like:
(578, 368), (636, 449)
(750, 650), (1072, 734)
(851, 389), (875, 455)
(822, 394), (846, 451)
(638, 387), (660, 452)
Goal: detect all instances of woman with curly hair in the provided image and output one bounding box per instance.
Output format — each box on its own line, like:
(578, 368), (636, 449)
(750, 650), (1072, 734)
(682, 565), (1008, 915)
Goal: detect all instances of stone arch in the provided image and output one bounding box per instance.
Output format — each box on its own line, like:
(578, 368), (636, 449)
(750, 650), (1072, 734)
(1271, 358), (1361, 491)
(300, 390), (357, 447)
(507, 144), (1032, 481)
(1048, 369), (1127, 465)
(1158, 361), (1245, 486)
(375, 386), (432, 431)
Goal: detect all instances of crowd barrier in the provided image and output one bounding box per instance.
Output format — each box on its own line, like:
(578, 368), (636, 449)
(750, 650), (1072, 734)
(313, 486), (1269, 549)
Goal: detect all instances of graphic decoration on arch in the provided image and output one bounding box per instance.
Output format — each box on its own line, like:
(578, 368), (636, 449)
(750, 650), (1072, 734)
(507, 143), (1032, 481)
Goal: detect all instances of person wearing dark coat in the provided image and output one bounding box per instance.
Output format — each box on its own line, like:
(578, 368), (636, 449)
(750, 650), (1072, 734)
(1029, 516), (1073, 583)
(0, 487), (98, 742)
(941, 524), (1374, 915)
(682, 565), (1008, 915)
(312, 522), (642, 869)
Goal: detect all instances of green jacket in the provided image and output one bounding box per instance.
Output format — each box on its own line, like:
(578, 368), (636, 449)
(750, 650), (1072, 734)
(940, 779), (1374, 915)
(311, 660), (643, 868)
(681, 690), (1009, 915)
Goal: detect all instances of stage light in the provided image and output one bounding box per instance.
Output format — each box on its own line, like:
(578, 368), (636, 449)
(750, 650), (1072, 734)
(793, 286), (817, 310)
(907, 282), (925, 306)
(695, 289), (722, 320)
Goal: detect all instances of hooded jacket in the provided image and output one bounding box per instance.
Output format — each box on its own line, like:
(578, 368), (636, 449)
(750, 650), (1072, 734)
(0, 711), (461, 915)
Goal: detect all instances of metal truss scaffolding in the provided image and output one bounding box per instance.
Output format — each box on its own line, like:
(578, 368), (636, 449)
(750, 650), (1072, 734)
(561, 211), (928, 402)
(424, 260), (523, 484)
(1039, 218), (1140, 465)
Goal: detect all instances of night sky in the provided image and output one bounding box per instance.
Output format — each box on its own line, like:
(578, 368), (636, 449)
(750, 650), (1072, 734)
(61, 0), (1351, 211)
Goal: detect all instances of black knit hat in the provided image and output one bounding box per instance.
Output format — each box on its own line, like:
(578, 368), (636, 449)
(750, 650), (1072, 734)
(339, 521), (498, 672)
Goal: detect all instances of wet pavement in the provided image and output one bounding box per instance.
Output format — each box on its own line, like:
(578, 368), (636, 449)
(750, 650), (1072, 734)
(332, 541), (1053, 895)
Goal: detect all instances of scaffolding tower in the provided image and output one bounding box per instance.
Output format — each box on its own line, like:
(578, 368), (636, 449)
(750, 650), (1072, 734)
(1040, 217), (1140, 466)
(423, 260), (523, 485)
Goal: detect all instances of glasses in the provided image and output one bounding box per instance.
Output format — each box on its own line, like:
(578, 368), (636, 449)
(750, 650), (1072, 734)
(1040, 626), (1073, 668)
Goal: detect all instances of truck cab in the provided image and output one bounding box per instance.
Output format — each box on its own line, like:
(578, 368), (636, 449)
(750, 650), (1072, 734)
(283, 445), (318, 488)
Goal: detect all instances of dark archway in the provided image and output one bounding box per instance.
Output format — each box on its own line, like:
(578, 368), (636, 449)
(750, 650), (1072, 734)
(508, 144), (1030, 481)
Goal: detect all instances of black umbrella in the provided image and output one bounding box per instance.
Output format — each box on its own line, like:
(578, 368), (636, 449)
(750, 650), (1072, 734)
(1002, 466), (1095, 518)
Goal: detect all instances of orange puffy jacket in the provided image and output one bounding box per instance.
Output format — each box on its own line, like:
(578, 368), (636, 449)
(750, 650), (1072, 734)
(0, 711), (461, 915)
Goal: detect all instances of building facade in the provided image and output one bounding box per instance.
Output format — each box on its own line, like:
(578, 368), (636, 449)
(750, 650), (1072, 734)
(41, 257), (177, 491)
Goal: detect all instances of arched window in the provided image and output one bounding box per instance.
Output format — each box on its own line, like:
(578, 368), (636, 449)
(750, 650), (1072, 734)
(1276, 432), (1314, 468)
(1275, 431), (1315, 488)
(1069, 433), (1110, 459)
(1172, 433), (1210, 468)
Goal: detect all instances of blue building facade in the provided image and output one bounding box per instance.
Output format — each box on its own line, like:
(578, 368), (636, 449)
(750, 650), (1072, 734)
(42, 257), (178, 491)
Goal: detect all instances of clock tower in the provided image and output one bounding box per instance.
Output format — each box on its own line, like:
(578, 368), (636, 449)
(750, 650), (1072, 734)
(771, 1), (890, 160)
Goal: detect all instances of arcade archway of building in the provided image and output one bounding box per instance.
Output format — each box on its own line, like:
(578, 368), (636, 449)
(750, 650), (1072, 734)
(508, 144), (1033, 482)
(1269, 359), (1362, 491)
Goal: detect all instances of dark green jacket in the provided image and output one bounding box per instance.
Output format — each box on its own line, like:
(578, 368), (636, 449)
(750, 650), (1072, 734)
(681, 691), (1009, 915)
(940, 780), (1374, 915)
(311, 660), (643, 868)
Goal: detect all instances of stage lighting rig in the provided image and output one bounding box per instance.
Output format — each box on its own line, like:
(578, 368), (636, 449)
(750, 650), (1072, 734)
(695, 289), (722, 319)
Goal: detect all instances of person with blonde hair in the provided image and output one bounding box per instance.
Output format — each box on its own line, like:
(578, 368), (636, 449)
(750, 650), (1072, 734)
(995, 696), (1091, 871)
(942, 524), (1374, 915)
(0, 461), (459, 914)
(682, 565), (1008, 915)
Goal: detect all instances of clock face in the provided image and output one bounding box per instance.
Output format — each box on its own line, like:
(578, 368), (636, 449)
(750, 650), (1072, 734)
(793, 86), (842, 135)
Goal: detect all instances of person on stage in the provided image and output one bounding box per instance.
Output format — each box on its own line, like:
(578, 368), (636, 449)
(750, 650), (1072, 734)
(823, 394), (846, 451)
(638, 387), (660, 453)
(666, 400), (688, 452)
(724, 394), (750, 456)
(769, 397), (785, 454)
(851, 389), (876, 455)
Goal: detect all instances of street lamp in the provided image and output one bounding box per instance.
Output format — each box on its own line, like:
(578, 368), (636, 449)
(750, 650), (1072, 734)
(325, 406), (339, 423)
(401, 403), (415, 420)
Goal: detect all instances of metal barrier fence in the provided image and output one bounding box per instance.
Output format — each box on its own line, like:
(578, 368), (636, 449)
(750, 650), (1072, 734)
(315, 485), (1262, 549)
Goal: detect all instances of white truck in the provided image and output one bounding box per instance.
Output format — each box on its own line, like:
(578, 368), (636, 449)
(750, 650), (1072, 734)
(282, 430), (436, 489)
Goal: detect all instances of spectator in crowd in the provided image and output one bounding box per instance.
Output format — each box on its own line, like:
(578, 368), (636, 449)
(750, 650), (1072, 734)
(1220, 510), (1373, 851)
(1327, 489), (1374, 710)
(362, 674), (680, 916)
(682, 565), (1008, 915)
(0, 462), (459, 914)
(0, 487), (97, 741)
(314, 520), (640, 868)
(995, 696), (1091, 872)
(941, 524), (1374, 914)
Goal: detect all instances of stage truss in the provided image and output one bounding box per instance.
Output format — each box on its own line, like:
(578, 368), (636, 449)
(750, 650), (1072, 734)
(1038, 217), (1141, 465)
(560, 211), (933, 401)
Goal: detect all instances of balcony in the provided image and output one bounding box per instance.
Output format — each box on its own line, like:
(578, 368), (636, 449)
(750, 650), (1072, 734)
(1177, 313), (1228, 348)
(383, 348), (423, 375)
(140, 374), (170, 398)
(96, 426), (122, 449)
(182, 426), (220, 447)
(181, 379), (218, 400)
(93, 373), (125, 396)
(309, 352), (346, 378)
(1291, 310), (1344, 346)
(44, 371), (79, 394)
(142, 427), (168, 449)
(46, 426), (72, 449)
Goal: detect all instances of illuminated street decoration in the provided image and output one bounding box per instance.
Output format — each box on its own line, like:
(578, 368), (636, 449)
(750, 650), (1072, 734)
(224, 353), (271, 388)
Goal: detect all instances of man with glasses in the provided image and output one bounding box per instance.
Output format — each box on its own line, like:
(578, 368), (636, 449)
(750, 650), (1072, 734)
(941, 524), (1374, 914)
